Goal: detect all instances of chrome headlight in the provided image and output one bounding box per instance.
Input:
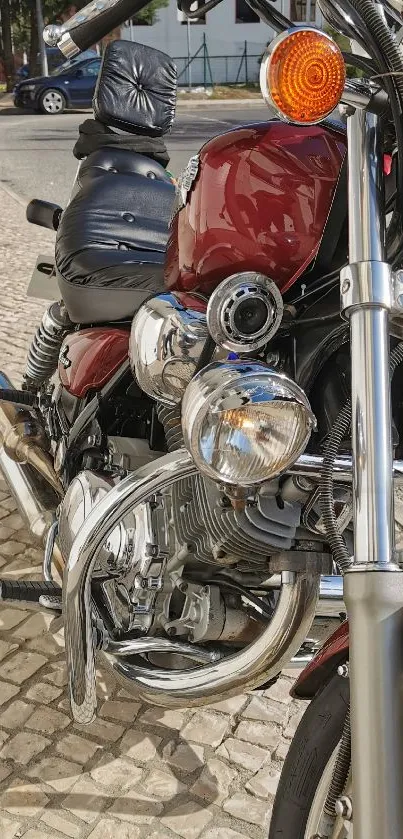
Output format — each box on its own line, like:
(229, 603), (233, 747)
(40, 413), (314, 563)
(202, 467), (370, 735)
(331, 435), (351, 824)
(182, 361), (316, 486)
(130, 293), (209, 405)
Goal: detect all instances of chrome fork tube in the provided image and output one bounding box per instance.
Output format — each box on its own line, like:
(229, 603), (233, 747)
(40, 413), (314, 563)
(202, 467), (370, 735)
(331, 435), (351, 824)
(342, 108), (403, 838)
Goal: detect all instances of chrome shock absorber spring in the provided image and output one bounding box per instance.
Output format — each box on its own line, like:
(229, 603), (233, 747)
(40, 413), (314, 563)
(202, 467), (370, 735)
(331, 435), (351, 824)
(156, 404), (183, 452)
(25, 302), (71, 387)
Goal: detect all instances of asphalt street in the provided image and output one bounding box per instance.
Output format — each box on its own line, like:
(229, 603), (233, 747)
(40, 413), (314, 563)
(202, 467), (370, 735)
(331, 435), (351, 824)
(0, 104), (268, 206)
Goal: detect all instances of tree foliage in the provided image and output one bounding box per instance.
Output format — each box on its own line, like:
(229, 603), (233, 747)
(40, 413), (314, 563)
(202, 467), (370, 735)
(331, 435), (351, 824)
(1, 0), (169, 89)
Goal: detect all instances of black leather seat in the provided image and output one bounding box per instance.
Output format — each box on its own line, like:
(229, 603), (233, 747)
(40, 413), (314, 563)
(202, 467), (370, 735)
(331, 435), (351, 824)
(55, 146), (174, 324)
(55, 39), (177, 325)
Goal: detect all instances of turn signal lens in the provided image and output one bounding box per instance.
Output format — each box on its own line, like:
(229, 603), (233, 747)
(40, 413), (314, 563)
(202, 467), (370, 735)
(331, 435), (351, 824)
(260, 27), (346, 124)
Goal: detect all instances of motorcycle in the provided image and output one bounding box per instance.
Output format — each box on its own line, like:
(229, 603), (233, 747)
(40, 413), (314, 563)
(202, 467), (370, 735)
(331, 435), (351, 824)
(0, 3), (348, 716)
(1, 6), (402, 825)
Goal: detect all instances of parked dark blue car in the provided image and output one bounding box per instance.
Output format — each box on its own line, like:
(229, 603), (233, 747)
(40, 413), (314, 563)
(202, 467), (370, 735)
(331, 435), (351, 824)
(13, 55), (102, 115)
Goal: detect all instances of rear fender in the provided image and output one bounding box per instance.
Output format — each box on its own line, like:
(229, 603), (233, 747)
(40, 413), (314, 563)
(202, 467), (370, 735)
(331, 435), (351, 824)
(291, 620), (349, 699)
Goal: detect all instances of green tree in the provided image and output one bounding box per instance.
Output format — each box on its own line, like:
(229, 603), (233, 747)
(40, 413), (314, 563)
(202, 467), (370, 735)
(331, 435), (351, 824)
(0, 0), (14, 90)
(130, 0), (169, 26)
(10, 0), (169, 81)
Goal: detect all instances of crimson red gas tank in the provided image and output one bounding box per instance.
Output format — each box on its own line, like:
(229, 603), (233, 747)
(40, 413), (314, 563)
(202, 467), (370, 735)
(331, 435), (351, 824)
(58, 328), (129, 398)
(165, 120), (347, 295)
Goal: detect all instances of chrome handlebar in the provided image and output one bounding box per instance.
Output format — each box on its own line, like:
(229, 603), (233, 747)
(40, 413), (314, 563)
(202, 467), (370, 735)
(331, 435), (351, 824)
(43, 0), (149, 58)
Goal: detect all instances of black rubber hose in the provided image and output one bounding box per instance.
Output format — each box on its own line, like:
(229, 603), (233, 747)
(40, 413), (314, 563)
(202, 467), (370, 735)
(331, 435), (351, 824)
(193, 335), (216, 376)
(320, 398), (352, 572)
(344, 0), (403, 261)
(341, 51), (377, 78)
(347, 0), (403, 101)
(180, 0), (223, 18)
(320, 341), (403, 572)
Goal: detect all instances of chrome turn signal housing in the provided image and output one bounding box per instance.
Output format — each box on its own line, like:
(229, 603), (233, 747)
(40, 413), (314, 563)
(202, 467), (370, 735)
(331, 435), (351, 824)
(260, 27), (346, 124)
(182, 360), (316, 487)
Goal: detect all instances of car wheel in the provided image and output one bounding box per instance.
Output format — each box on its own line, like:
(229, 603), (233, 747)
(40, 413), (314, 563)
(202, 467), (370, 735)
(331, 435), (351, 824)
(39, 88), (66, 115)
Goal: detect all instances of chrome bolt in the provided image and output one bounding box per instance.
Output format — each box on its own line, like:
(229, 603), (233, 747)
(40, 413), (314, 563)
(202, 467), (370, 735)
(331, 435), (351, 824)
(335, 795), (353, 820)
(178, 581), (188, 593)
(337, 663), (349, 679)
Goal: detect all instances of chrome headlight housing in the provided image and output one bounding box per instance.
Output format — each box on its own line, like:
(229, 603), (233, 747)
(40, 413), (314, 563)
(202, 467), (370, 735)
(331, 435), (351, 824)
(207, 272), (283, 353)
(182, 360), (316, 486)
(130, 293), (208, 405)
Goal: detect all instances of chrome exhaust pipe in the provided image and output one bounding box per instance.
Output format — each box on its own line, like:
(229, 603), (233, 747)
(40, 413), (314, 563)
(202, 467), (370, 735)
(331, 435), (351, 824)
(0, 373), (61, 543)
(0, 452), (56, 543)
(0, 373), (63, 497)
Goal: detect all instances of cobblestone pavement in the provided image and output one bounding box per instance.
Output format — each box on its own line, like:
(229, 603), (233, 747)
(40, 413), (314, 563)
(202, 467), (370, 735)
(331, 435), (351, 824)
(0, 185), (306, 839)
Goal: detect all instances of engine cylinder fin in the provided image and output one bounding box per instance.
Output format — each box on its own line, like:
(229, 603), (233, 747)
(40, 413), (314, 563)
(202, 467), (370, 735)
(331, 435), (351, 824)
(173, 474), (302, 566)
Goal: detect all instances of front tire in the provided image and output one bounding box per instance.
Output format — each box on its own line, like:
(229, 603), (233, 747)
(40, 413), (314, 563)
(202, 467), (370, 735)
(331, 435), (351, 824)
(39, 88), (66, 115)
(269, 671), (349, 839)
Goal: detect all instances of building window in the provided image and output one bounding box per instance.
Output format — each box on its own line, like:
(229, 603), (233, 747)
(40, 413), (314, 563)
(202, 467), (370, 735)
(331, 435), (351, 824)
(179, 0), (206, 24)
(235, 0), (260, 23)
(290, 0), (316, 21)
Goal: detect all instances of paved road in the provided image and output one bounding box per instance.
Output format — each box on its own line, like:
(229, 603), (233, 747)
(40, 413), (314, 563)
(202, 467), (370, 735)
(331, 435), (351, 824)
(0, 105), (268, 206)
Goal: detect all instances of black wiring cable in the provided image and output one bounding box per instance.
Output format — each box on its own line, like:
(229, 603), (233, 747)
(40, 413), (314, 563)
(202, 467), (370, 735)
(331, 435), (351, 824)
(341, 51), (377, 77)
(320, 341), (403, 572)
(293, 312), (342, 326)
(288, 270), (341, 308)
(206, 577), (274, 621)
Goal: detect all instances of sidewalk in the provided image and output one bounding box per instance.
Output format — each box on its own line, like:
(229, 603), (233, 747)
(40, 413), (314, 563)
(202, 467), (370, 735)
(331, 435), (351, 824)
(0, 91), (262, 112)
(0, 184), (302, 839)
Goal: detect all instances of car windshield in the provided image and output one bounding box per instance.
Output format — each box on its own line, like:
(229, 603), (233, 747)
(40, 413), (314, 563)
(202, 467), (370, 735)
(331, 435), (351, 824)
(50, 55), (96, 76)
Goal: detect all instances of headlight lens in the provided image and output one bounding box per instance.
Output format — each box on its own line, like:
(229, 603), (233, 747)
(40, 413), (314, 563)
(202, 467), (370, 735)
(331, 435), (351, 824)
(22, 85), (36, 92)
(182, 360), (316, 486)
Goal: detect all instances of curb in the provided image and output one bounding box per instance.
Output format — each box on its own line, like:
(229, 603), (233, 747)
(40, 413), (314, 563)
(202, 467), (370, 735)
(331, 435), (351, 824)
(0, 95), (262, 112)
(0, 180), (27, 209)
(177, 98), (262, 109)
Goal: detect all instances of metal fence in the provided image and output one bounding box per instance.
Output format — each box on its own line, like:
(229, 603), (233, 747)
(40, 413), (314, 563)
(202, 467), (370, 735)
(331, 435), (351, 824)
(175, 37), (261, 87)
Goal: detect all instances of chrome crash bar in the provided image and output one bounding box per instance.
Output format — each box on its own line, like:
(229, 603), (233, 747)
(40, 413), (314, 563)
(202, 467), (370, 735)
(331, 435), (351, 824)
(64, 447), (403, 724)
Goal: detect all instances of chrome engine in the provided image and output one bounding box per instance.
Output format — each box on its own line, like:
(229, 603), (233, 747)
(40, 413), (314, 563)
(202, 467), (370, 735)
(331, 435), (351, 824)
(58, 465), (304, 647)
(171, 475), (302, 567)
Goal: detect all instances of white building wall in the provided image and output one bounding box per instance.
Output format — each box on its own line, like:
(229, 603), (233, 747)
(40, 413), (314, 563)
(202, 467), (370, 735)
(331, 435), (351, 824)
(122, 0), (322, 85)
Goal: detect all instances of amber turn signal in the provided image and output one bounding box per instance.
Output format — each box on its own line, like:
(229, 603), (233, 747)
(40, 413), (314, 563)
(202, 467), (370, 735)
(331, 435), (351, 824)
(260, 27), (346, 125)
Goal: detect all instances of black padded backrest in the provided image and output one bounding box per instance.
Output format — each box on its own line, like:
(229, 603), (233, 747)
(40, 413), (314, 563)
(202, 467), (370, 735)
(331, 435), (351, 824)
(93, 40), (177, 137)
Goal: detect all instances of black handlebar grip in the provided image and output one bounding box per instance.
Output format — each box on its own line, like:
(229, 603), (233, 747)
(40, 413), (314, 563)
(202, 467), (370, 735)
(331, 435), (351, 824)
(26, 199), (62, 231)
(46, 0), (150, 57)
